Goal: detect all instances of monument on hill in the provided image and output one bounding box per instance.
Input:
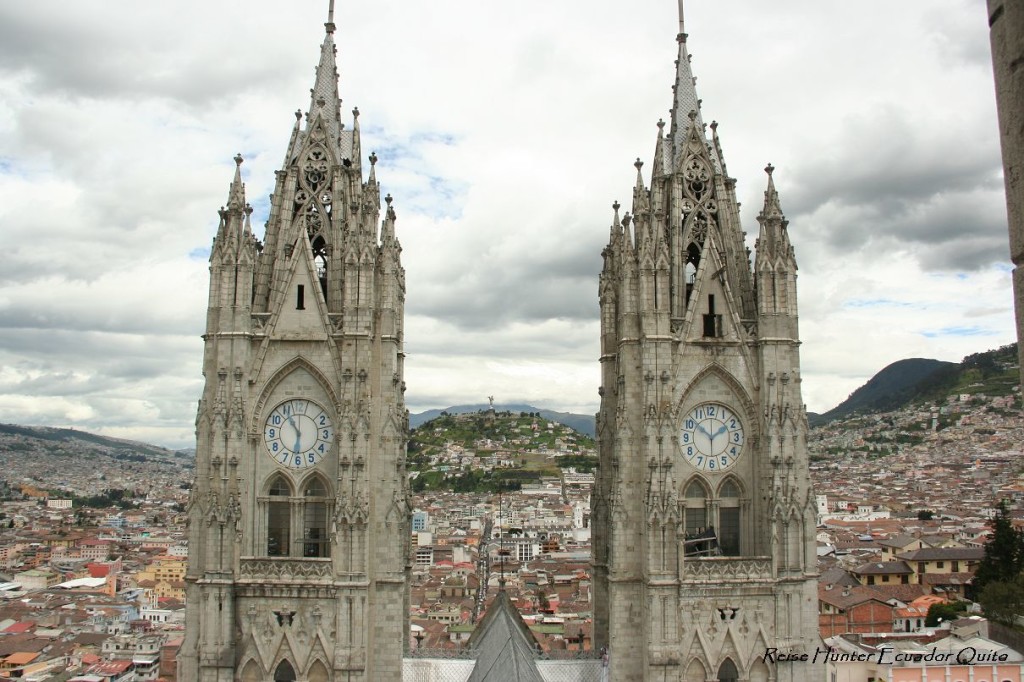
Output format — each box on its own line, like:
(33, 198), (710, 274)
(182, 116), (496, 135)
(178, 2), (410, 679)
(591, 1), (821, 680)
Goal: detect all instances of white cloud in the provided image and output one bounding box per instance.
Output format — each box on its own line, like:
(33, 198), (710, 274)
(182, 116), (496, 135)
(0, 0), (1014, 448)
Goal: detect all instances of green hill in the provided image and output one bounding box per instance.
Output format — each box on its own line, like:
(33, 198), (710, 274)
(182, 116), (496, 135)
(408, 410), (596, 494)
(813, 343), (1019, 425)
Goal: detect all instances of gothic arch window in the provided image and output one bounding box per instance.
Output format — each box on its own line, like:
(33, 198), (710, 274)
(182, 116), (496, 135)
(685, 242), (701, 304)
(718, 478), (742, 556)
(302, 475), (331, 558)
(267, 476), (292, 557)
(274, 660), (297, 682)
(312, 235), (328, 299)
(718, 658), (739, 682)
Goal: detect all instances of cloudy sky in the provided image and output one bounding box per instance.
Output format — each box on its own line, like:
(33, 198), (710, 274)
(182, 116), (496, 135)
(0, 0), (1014, 449)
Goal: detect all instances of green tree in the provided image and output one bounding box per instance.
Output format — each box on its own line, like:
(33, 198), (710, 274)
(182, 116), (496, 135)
(924, 601), (966, 627)
(980, 576), (1024, 626)
(974, 500), (1024, 593)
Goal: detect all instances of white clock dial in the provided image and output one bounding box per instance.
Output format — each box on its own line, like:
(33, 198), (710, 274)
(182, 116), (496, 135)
(264, 399), (334, 469)
(680, 402), (744, 472)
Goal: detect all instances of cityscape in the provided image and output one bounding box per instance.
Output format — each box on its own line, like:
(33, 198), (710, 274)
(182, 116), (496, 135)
(0, 0), (1021, 680)
(0, 356), (1020, 679)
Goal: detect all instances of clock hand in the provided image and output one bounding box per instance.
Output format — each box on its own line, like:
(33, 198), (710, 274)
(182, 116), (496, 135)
(696, 423), (712, 438)
(288, 416), (302, 453)
(714, 424), (728, 438)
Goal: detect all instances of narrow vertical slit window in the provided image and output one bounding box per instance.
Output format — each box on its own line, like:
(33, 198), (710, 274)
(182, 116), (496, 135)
(297, 284), (305, 310)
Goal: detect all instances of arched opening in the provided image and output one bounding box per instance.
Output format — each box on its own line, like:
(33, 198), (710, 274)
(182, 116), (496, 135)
(685, 242), (701, 304)
(312, 234), (328, 299)
(303, 476), (330, 558)
(274, 660), (297, 682)
(683, 479), (712, 556)
(718, 659), (739, 682)
(267, 476), (292, 557)
(718, 478), (742, 556)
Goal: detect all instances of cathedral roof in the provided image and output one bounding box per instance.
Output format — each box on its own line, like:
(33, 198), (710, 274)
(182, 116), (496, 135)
(466, 589), (544, 682)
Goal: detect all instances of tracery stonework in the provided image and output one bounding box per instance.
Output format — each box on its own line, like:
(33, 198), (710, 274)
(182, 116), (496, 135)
(592, 2), (820, 680)
(177, 4), (409, 680)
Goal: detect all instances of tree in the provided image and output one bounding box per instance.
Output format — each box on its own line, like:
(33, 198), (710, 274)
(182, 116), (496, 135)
(925, 601), (966, 627)
(974, 500), (1024, 593)
(917, 510), (934, 521)
(980, 577), (1024, 626)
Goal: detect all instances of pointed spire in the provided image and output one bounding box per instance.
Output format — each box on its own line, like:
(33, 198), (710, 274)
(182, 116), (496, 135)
(380, 192), (397, 243)
(671, 1), (703, 144)
(306, 3), (344, 147)
(760, 163), (785, 222)
(227, 153), (246, 212)
(652, 119), (667, 179)
(632, 158), (650, 216)
(668, 3), (724, 172)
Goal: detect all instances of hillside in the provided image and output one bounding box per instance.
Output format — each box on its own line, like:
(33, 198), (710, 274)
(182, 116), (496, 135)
(410, 403), (596, 437)
(0, 423), (192, 502)
(408, 410), (596, 493)
(814, 344), (1019, 425)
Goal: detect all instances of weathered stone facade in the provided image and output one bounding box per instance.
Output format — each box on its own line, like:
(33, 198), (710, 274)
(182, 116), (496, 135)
(987, 0), (1024, 385)
(178, 5), (409, 680)
(592, 3), (820, 680)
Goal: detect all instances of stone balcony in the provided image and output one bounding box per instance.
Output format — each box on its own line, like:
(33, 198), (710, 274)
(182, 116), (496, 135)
(237, 557), (333, 583)
(681, 556), (773, 583)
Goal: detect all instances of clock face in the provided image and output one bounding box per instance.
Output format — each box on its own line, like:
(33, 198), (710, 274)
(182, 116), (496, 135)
(264, 399), (334, 469)
(680, 402), (744, 472)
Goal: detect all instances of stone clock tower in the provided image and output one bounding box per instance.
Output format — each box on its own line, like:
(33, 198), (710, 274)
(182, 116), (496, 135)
(178, 4), (409, 681)
(592, 2), (819, 680)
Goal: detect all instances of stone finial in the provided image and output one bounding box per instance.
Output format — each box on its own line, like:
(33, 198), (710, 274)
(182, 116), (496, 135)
(657, 119), (665, 131)
(385, 193), (393, 206)
(634, 158), (644, 171)
(234, 153), (243, 166)
(353, 106), (360, 118)
(369, 152), (378, 166)
(765, 163), (775, 177)
(295, 109), (302, 121)
(612, 200), (621, 212)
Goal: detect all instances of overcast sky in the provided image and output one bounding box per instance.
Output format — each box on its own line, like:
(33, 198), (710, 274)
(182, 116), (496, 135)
(0, 1), (1014, 449)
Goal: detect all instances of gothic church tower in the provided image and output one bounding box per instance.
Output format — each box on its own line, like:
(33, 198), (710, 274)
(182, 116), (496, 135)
(592, 3), (819, 680)
(179, 4), (409, 680)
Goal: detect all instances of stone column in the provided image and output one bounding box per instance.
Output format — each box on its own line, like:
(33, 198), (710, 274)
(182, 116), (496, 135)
(988, 0), (1024, 384)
